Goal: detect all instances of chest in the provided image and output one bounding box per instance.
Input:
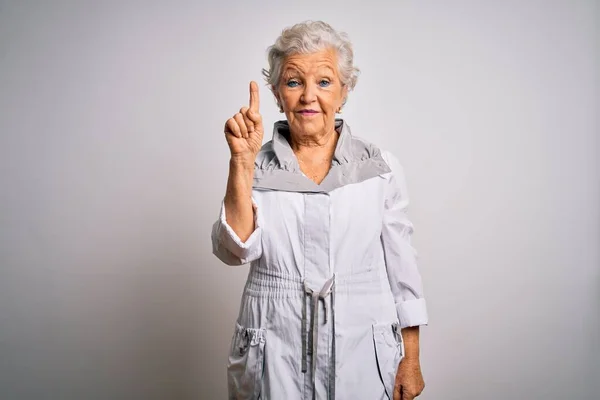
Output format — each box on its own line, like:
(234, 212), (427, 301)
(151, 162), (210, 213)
(253, 176), (387, 252)
(299, 164), (331, 185)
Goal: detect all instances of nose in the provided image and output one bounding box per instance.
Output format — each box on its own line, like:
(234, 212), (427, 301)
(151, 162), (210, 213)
(300, 82), (317, 104)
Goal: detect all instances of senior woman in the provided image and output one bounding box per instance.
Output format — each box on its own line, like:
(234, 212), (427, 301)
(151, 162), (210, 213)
(212, 21), (428, 400)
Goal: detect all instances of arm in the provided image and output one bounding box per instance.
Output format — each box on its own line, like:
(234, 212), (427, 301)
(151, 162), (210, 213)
(211, 158), (263, 266)
(380, 152), (427, 399)
(211, 81), (264, 266)
(395, 326), (424, 400)
(381, 151), (428, 328)
(401, 326), (420, 360)
(224, 158), (256, 242)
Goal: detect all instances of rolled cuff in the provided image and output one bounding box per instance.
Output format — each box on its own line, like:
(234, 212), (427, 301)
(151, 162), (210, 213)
(396, 298), (429, 328)
(216, 199), (262, 264)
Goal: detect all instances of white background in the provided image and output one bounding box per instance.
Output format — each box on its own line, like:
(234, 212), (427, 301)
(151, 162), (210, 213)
(1, 0), (598, 399)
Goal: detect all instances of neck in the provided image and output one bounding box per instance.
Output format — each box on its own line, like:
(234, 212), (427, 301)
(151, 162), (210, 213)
(289, 126), (339, 162)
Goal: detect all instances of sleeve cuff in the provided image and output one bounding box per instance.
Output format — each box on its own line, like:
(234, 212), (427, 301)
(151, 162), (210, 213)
(396, 298), (428, 328)
(217, 199), (262, 263)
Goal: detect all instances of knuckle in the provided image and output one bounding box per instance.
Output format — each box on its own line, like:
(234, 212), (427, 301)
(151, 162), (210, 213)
(249, 110), (261, 121)
(234, 114), (245, 126)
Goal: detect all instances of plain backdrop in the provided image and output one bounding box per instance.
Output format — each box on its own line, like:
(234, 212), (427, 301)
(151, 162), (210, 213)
(1, 1), (598, 399)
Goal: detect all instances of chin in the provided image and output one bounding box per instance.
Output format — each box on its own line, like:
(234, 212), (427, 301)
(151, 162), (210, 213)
(294, 120), (323, 133)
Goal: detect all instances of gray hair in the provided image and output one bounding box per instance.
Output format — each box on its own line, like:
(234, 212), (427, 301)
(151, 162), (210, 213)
(262, 21), (360, 93)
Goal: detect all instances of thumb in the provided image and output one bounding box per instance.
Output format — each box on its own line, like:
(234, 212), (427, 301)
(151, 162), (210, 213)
(394, 384), (402, 400)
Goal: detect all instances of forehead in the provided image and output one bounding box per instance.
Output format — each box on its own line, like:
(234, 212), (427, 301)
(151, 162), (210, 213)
(281, 48), (339, 75)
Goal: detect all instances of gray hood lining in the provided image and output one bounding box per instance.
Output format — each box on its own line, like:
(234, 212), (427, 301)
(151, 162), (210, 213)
(253, 119), (391, 193)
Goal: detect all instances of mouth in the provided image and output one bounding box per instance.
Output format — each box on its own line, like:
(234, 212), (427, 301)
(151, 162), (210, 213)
(297, 110), (319, 116)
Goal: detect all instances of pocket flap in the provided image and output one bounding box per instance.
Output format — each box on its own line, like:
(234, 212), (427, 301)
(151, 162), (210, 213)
(372, 321), (403, 399)
(228, 323), (266, 399)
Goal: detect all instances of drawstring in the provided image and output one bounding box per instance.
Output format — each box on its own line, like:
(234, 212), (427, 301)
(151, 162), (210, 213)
(301, 275), (336, 400)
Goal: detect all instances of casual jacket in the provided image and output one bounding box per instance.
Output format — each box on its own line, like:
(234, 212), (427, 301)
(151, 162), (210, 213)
(212, 119), (428, 399)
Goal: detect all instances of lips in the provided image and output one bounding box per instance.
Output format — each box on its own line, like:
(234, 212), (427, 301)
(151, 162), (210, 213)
(298, 110), (318, 115)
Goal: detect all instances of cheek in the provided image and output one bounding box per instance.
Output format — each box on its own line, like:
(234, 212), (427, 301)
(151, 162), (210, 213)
(320, 98), (338, 112)
(323, 90), (342, 107)
(281, 91), (298, 105)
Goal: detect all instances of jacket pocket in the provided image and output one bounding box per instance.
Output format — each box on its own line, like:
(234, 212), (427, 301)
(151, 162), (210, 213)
(372, 321), (404, 399)
(227, 323), (266, 400)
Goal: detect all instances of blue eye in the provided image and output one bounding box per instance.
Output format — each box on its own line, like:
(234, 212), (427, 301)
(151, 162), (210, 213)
(319, 80), (331, 87)
(286, 80), (300, 88)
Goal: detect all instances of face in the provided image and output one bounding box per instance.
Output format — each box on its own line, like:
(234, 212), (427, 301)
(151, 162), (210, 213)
(274, 49), (348, 140)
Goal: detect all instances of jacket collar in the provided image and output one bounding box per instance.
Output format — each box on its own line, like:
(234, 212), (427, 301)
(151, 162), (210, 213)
(253, 118), (390, 193)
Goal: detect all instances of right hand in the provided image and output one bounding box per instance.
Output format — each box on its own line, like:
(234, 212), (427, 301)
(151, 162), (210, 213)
(224, 81), (264, 164)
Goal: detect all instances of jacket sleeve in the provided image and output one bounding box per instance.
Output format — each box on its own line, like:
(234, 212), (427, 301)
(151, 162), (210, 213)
(381, 151), (429, 328)
(211, 198), (263, 266)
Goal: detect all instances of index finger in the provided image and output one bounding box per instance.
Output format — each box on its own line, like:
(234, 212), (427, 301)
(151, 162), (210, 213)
(249, 81), (260, 112)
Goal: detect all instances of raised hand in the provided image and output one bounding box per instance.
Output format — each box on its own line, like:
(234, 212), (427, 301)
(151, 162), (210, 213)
(224, 81), (264, 165)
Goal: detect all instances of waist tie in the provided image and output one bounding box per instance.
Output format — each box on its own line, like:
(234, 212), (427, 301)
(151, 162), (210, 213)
(301, 275), (336, 400)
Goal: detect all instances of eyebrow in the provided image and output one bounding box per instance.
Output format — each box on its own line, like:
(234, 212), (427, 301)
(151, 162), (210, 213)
(282, 67), (302, 76)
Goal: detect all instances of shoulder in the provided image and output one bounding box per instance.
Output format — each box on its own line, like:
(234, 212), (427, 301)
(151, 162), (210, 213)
(380, 150), (405, 177)
(379, 150), (410, 197)
(341, 134), (387, 164)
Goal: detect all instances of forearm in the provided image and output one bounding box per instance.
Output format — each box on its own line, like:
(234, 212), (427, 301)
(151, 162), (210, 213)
(223, 158), (255, 242)
(401, 326), (420, 360)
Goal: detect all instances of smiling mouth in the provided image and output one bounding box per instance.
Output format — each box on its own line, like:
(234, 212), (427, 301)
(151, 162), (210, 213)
(298, 110), (319, 115)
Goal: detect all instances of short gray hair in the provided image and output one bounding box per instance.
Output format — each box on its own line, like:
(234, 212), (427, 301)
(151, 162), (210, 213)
(262, 21), (360, 92)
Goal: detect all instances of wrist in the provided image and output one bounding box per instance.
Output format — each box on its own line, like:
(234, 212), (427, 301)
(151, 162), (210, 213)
(228, 157), (255, 193)
(230, 154), (256, 170)
(403, 354), (421, 362)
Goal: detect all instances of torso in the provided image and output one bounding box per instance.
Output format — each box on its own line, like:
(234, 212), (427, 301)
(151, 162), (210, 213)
(230, 119), (403, 399)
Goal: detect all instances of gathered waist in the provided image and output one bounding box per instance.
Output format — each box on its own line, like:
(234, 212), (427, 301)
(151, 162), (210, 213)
(243, 266), (391, 298)
(241, 265), (395, 399)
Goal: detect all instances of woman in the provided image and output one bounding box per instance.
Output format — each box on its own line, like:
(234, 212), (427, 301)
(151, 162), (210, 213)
(212, 21), (428, 400)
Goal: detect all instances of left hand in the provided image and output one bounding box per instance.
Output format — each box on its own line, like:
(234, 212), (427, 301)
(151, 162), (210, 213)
(393, 357), (425, 400)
